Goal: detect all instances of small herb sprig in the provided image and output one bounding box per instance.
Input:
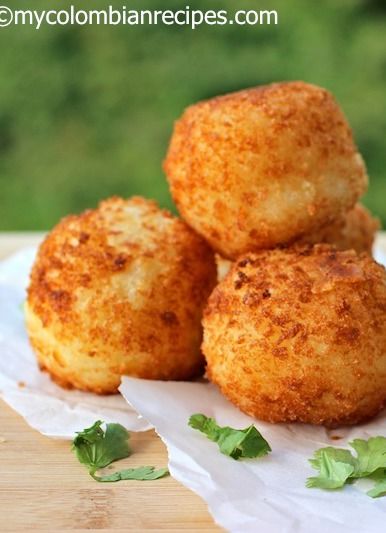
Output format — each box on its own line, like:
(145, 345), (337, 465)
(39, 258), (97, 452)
(307, 436), (386, 498)
(72, 420), (168, 482)
(189, 413), (271, 460)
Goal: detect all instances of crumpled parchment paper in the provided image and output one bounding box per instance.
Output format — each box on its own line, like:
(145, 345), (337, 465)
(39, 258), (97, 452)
(119, 377), (386, 533)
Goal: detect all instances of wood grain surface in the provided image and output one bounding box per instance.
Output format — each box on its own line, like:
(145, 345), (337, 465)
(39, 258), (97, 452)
(0, 233), (220, 532)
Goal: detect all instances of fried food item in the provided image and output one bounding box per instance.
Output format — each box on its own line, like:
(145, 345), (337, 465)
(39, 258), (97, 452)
(203, 245), (386, 426)
(164, 81), (368, 259)
(26, 196), (217, 394)
(215, 204), (380, 282)
(302, 203), (380, 254)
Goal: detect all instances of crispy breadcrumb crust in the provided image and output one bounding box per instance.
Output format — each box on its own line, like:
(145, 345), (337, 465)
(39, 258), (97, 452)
(302, 203), (380, 253)
(26, 196), (217, 393)
(164, 81), (368, 259)
(203, 245), (386, 426)
(216, 204), (380, 282)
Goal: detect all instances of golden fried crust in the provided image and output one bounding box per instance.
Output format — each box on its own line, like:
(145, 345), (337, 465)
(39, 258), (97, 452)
(164, 81), (368, 259)
(215, 204), (380, 282)
(302, 203), (380, 254)
(203, 245), (386, 426)
(26, 196), (217, 393)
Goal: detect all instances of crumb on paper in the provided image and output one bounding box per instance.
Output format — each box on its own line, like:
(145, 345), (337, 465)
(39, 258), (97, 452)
(18, 381), (26, 388)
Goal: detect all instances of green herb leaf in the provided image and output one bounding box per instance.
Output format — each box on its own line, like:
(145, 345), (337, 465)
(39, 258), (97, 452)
(349, 437), (386, 477)
(306, 449), (355, 489)
(92, 466), (169, 483)
(308, 446), (356, 471)
(72, 420), (169, 482)
(307, 436), (386, 497)
(188, 413), (271, 460)
(72, 420), (130, 472)
(367, 476), (386, 498)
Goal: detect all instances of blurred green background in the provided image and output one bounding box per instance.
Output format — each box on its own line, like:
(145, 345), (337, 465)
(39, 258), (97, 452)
(0, 0), (385, 230)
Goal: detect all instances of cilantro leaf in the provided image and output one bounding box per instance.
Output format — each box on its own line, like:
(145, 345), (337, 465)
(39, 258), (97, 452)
(188, 413), (271, 460)
(92, 466), (169, 483)
(367, 476), (386, 498)
(307, 449), (355, 489)
(349, 437), (386, 477)
(307, 436), (386, 497)
(308, 446), (356, 471)
(72, 420), (169, 482)
(72, 420), (130, 472)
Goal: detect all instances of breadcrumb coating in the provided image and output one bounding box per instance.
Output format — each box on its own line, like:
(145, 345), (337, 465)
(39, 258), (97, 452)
(26, 196), (217, 393)
(302, 203), (380, 254)
(164, 81), (368, 259)
(216, 203), (380, 281)
(203, 245), (386, 426)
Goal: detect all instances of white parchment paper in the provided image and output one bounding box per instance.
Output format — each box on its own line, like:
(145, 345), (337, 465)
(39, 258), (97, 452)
(120, 377), (386, 533)
(0, 247), (151, 438)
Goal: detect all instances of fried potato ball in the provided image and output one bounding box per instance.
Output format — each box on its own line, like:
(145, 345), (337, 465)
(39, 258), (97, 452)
(203, 245), (386, 426)
(164, 81), (368, 259)
(26, 196), (217, 394)
(302, 203), (380, 254)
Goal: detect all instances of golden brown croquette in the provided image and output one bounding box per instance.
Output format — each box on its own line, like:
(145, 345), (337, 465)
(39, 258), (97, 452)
(164, 82), (368, 259)
(26, 196), (217, 393)
(203, 245), (386, 426)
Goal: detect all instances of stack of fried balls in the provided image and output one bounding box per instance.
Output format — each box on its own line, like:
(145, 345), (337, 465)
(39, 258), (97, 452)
(26, 82), (386, 427)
